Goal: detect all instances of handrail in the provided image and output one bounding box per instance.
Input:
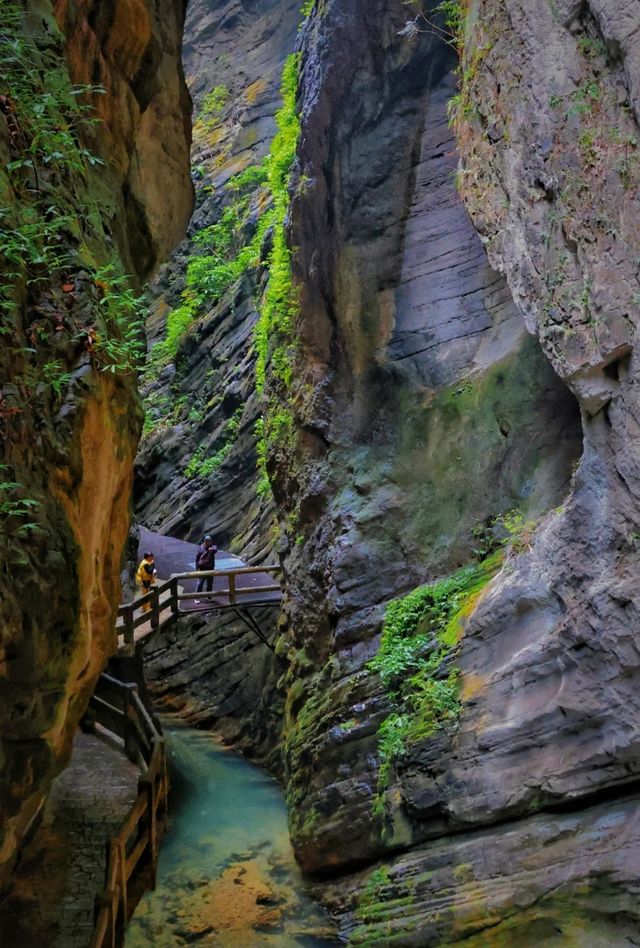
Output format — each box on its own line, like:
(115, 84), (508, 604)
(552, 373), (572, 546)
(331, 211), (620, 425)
(87, 673), (168, 948)
(171, 565), (281, 580)
(116, 565), (283, 654)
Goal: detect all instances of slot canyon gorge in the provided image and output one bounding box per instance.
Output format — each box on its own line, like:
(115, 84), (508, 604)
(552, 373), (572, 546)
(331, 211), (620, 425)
(2, 0), (640, 945)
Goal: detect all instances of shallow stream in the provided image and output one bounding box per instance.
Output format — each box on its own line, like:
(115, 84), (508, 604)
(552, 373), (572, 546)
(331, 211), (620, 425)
(126, 724), (338, 947)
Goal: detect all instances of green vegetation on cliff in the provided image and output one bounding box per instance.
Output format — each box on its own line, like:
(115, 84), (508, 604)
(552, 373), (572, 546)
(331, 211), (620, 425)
(254, 51), (301, 394)
(183, 406), (244, 480)
(0, 3), (142, 366)
(371, 551), (502, 789)
(148, 164), (270, 370)
(401, 0), (468, 50)
(0, 466), (40, 563)
(147, 52), (303, 494)
(149, 50), (300, 381)
(252, 51), (303, 488)
(0, 4), (145, 382)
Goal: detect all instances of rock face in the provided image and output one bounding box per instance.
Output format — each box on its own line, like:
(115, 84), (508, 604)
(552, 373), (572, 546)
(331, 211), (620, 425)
(325, 789), (640, 945)
(129, 0), (640, 942)
(53, 0), (193, 278)
(0, 0), (191, 888)
(282, 0), (640, 942)
(134, 0), (301, 557)
(140, 607), (283, 771)
(276, 0), (582, 873)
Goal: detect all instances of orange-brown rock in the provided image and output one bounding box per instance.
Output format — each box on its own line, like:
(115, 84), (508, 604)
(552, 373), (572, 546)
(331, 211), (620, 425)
(53, 0), (193, 277)
(0, 0), (192, 889)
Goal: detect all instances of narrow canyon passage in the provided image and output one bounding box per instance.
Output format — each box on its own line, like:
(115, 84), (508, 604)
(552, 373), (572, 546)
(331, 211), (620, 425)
(4, 0), (640, 944)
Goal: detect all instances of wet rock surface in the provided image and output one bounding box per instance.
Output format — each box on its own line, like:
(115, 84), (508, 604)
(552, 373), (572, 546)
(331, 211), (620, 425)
(326, 789), (640, 946)
(53, 0), (193, 278)
(287, 0), (640, 941)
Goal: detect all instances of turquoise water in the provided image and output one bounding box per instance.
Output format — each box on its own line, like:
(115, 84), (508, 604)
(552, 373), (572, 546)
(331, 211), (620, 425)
(126, 725), (338, 947)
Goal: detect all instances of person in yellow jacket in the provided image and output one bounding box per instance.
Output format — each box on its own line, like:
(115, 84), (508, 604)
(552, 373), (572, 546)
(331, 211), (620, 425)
(136, 551), (157, 612)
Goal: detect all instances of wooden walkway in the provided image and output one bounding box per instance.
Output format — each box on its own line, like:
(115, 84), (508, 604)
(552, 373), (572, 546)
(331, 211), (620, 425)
(86, 673), (169, 948)
(118, 533), (282, 654)
(0, 732), (138, 948)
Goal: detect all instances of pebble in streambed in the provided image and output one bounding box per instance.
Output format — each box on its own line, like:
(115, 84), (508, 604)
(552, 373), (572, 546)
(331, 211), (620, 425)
(125, 725), (338, 947)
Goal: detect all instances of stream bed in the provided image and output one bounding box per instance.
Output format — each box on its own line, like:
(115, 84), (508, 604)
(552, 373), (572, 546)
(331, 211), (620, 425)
(126, 724), (339, 947)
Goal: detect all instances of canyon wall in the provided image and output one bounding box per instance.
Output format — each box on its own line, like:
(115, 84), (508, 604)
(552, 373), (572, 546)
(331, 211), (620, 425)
(135, 0), (301, 557)
(131, 0), (640, 942)
(293, 0), (640, 943)
(0, 0), (191, 887)
(133, 0), (303, 765)
(277, 0), (583, 873)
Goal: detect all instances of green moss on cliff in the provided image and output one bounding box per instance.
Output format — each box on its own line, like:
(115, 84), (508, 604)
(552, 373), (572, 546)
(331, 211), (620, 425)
(183, 406), (244, 480)
(371, 551), (502, 789)
(392, 335), (579, 564)
(148, 167), (272, 370)
(255, 51), (301, 393)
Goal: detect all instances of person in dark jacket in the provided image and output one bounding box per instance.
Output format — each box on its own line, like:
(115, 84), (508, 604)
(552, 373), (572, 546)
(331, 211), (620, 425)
(195, 534), (217, 598)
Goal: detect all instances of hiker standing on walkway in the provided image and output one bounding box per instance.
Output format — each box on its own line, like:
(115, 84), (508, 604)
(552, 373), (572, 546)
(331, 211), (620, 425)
(195, 535), (218, 598)
(136, 551), (157, 613)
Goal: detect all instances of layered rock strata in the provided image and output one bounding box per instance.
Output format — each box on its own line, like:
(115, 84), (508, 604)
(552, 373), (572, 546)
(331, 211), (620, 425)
(141, 608), (283, 771)
(277, 0), (581, 874)
(135, 0), (301, 557)
(283, 0), (640, 942)
(0, 0), (191, 887)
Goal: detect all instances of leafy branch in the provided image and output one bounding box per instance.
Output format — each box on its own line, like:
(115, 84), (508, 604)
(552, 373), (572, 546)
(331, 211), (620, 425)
(399, 0), (468, 51)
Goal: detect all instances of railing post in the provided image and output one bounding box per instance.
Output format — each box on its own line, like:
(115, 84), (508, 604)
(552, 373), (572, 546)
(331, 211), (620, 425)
(147, 762), (158, 890)
(109, 838), (119, 948)
(118, 838), (128, 926)
(122, 685), (137, 763)
(123, 606), (134, 655)
(228, 572), (236, 605)
(169, 577), (179, 616)
(160, 744), (169, 831)
(150, 586), (160, 631)
(89, 672), (169, 947)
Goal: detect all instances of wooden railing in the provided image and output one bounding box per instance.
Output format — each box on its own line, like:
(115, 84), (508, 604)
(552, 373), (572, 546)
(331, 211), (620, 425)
(87, 673), (168, 948)
(117, 566), (282, 654)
